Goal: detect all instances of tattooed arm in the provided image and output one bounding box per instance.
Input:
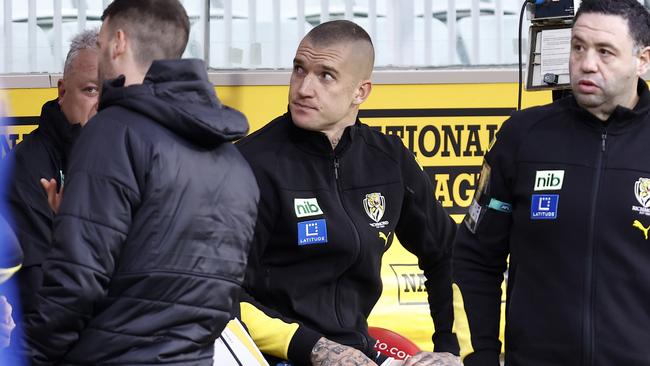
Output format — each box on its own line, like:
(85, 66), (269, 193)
(310, 337), (378, 366)
(402, 351), (461, 366)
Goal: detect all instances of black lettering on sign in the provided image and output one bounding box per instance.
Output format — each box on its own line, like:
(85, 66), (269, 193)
(360, 108), (512, 215)
(401, 273), (427, 293)
(389, 264), (428, 305)
(1, 134), (22, 157)
(425, 165), (482, 216)
(1, 116), (40, 156)
(370, 122), (500, 158)
(360, 108), (508, 158)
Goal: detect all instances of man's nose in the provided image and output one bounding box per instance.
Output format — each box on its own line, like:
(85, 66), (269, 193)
(297, 74), (315, 96)
(580, 51), (598, 73)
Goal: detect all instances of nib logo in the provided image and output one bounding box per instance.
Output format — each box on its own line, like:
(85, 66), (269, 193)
(294, 198), (324, 218)
(534, 170), (564, 191)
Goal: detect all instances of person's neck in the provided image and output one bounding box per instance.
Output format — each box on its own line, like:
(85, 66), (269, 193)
(121, 69), (146, 86)
(323, 120), (356, 150)
(587, 93), (639, 122)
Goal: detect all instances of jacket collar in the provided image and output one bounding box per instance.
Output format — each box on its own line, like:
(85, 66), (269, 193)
(286, 111), (359, 157)
(38, 99), (81, 169)
(98, 59), (249, 147)
(567, 78), (650, 133)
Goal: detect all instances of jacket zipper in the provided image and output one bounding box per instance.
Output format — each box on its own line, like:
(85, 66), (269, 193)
(583, 130), (607, 366)
(332, 156), (362, 329)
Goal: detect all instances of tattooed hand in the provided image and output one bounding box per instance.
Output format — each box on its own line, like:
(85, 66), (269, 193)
(402, 352), (462, 366)
(310, 337), (379, 366)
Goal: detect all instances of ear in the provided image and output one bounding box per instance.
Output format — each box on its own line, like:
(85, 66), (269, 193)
(57, 78), (65, 101)
(636, 46), (650, 76)
(112, 29), (128, 60)
(352, 80), (372, 106)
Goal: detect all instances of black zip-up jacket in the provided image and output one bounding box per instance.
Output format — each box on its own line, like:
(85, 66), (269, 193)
(237, 113), (459, 365)
(453, 80), (650, 366)
(24, 59), (259, 365)
(5, 100), (80, 314)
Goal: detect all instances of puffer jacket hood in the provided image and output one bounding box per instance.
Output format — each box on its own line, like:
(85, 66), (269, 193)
(99, 59), (248, 148)
(23, 58), (259, 365)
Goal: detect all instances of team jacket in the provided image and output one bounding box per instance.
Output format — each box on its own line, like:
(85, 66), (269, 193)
(23, 59), (259, 365)
(453, 80), (650, 366)
(4, 100), (80, 314)
(237, 113), (459, 365)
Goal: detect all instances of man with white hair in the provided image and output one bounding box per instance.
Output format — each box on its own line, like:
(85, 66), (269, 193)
(24, 0), (258, 364)
(5, 28), (99, 315)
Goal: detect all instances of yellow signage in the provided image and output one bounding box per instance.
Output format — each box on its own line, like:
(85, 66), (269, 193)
(0, 82), (552, 352)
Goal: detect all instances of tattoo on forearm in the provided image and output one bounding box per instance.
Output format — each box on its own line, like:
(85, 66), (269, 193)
(311, 337), (375, 366)
(408, 351), (461, 366)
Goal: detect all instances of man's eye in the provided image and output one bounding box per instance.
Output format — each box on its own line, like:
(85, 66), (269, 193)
(322, 73), (334, 81)
(85, 87), (99, 94)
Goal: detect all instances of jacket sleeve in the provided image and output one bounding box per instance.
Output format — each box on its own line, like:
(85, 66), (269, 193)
(452, 117), (518, 366)
(393, 141), (459, 355)
(236, 153), (323, 365)
(5, 149), (55, 305)
(23, 120), (141, 365)
(239, 294), (323, 364)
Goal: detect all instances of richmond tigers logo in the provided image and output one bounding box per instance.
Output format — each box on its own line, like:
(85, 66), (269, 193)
(363, 192), (385, 223)
(635, 178), (650, 208)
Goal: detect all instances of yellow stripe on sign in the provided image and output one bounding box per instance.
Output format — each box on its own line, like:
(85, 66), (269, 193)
(452, 283), (474, 361)
(0, 264), (22, 284)
(240, 301), (299, 360)
(0, 89), (57, 116)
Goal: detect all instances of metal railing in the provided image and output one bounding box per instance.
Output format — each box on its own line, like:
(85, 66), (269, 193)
(0, 0), (529, 74)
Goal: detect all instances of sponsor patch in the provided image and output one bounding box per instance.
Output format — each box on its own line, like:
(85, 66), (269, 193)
(488, 198), (512, 213)
(534, 170), (564, 191)
(364, 192), (389, 228)
(297, 219), (328, 245)
(294, 198), (323, 218)
(531, 194), (559, 220)
(633, 178), (650, 216)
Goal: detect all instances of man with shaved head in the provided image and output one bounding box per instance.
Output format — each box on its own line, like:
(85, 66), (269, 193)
(237, 20), (460, 366)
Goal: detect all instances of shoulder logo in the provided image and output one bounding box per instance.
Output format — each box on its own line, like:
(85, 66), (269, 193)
(534, 170), (564, 191)
(294, 198), (323, 218)
(635, 178), (650, 208)
(364, 192), (385, 223)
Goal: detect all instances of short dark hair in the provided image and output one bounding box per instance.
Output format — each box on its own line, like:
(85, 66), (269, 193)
(305, 20), (375, 67)
(101, 0), (189, 67)
(575, 0), (650, 49)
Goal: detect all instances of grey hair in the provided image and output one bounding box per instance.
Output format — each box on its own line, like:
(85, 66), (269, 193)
(63, 28), (99, 77)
